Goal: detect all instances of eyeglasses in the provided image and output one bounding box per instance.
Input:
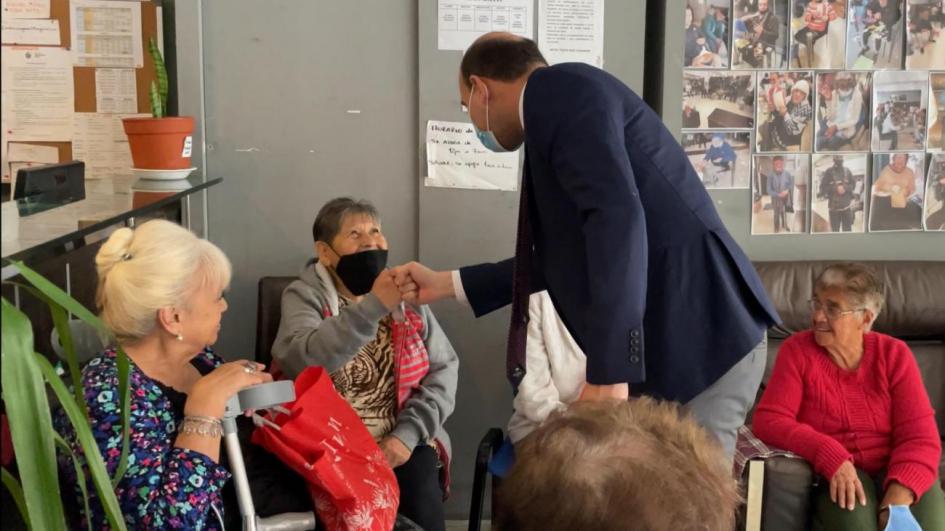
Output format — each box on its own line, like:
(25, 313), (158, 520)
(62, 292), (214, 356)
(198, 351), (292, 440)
(808, 299), (864, 321)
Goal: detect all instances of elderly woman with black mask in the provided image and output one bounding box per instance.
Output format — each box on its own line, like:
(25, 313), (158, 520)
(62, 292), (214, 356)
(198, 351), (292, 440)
(272, 197), (458, 531)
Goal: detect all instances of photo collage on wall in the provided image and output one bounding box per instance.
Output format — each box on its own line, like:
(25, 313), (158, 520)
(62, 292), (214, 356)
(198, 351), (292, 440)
(683, 0), (945, 234)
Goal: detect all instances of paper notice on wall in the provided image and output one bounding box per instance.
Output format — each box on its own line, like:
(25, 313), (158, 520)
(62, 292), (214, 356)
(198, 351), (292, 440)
(4, 141), (60, 184)
(1, 46), (74, 141)
(438, 0), (533, 51)
(1, 145), (9, 183)
(425, 120), (519, 191)
(1, 19), (60, 45)
(1, 0), (50, 19)
(539, 0), (605, 68)
(7, 160), (53, 186)
(96, 68), (137, 113)
(71, 0), (143, 68)
(8, 142), (58, 163)
(73, 112), (148, 180)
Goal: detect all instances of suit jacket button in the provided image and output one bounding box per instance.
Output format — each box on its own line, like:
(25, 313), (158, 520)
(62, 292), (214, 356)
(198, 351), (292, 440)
(630, 338), (640, 346)
(511, 367), (525, 378)
(630, 330), (640, 338)
(630, 346), (639, 354)
(630, 355), (640, 364)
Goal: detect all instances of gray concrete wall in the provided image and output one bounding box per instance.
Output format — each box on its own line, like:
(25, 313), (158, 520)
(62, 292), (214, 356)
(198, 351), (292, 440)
(188, 0), (421, 370)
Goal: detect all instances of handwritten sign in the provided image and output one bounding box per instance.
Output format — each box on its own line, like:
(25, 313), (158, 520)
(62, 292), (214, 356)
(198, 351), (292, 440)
(1, 19), (60, 45)
(425, 120), (519, 191)
(1, 0), (50, 19)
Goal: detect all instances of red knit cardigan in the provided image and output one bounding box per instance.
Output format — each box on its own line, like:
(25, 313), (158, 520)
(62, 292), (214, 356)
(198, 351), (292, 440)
(753, 330), (941, 498)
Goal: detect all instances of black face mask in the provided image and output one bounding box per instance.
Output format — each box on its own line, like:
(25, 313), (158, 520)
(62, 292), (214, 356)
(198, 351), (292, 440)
(332, 248), (388, 296)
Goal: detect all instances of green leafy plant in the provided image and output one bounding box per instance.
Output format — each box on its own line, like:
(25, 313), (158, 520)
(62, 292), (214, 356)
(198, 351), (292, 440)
(1, 261), (131, 530)
(148, 37), (169, 118)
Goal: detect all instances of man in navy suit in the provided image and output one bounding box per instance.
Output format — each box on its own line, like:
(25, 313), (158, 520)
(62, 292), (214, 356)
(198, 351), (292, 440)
(394, 33), (780, 457)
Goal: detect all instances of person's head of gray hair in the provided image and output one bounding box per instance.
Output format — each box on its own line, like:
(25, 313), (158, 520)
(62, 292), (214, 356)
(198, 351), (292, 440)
(311, 197), (380, 244)
(814, 263), (885, 328)
(494, 398), (740, 531)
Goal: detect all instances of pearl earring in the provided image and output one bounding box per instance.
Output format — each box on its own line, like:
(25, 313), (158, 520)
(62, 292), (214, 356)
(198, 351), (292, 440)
(176, 333), (183, 341)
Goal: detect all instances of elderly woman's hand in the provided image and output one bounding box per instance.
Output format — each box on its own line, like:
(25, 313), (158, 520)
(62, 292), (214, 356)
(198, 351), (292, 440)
(379, 436), (411, 469)
(185, 361), (273, 418)
(371, 270), (403, 311)
(830, 461), (867, 511)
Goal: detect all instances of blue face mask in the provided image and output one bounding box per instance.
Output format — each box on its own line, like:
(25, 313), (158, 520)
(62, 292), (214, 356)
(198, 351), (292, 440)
(469, 86), (510, 153)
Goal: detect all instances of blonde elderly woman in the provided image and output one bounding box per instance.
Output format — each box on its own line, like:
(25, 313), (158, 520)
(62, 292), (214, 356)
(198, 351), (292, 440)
(753, 263), (945, 530)
(55, 220), (273, 529)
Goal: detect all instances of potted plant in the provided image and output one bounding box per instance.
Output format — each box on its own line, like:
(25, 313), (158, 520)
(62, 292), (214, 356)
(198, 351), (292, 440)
(122, 38), (195, 172)
(1, 261), (131, 530)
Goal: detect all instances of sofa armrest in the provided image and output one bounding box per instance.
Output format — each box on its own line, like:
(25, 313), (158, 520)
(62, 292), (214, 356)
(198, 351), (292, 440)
(741, 456), (815, 531)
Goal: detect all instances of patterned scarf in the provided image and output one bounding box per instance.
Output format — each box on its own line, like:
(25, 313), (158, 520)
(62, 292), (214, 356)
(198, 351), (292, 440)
(390, 306), (430, 409)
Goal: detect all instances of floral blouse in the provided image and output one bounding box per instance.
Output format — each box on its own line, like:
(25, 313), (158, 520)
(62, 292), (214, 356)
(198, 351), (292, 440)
(55, 347), (230, 530)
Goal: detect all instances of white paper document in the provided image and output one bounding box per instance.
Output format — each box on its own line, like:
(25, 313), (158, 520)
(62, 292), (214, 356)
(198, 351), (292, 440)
(425, 120), (519, 191)
(438, 0), (533, 51)
(7, 161), (32, 184)
(1, 149), (9, 183)
(7, 142), (58, 163)
(1, 18), (60, 45)
(539, 0), (605, 68)
(70, 0), (143, 68)
(1, 46), (74, 141)
(1, 0), (50, 19)
(4, 142), (60, 185)
(0, 128), (7, 182)
(72, 112), (148, 180)
(96, 68), (137, 113)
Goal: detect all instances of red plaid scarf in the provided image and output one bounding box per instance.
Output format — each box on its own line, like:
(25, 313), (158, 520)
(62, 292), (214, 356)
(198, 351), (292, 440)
(390, 306), (430, 409)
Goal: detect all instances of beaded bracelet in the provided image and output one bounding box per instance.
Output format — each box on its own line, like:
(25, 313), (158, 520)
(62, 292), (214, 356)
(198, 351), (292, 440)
(179, 415), (223, 438)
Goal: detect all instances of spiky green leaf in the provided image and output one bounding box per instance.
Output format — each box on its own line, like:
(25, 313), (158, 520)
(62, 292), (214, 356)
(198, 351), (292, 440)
(6, 262), (105, 333)
(1, 467), (30, 528)
(4, 260), (131, 519)
(1, 298), (67, 531)
(54, 433), (93, 531)
(35, 354), (127, 530)
(111, 345), (131, 486)
(148, 38), (168, 114)
(49, 302), (89, 420)
(150, 80), (164, 119)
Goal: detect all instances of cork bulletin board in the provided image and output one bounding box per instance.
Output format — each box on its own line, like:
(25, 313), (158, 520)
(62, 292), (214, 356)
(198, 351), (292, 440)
(2, 0), (161, 166)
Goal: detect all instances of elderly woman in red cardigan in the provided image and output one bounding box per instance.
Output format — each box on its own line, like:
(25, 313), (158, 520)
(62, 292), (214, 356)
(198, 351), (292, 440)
(753, 263), (944, 531)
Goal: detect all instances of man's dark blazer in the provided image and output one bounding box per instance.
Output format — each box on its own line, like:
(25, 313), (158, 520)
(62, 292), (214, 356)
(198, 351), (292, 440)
(460, 63), (780, 403)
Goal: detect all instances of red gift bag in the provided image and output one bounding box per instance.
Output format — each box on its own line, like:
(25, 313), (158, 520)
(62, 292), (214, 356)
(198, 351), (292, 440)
(251, 367), (399, 531)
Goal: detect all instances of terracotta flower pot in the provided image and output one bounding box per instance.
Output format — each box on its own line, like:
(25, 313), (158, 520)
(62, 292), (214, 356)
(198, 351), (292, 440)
(122, 116), (195, 170)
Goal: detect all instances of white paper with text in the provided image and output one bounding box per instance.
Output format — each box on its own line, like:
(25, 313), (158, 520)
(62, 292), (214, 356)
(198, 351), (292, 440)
(1, 46), (74, 141)
(71, 0), (143, 68)
(1, 0), (50, 19)
(73, 112), (148, 180)
(438, 0), (533, 51)
(425, 120), (519, 191)
(539, 0), (604, 68)
(95, 68), (138, 113)
(1, 19), (60, 45)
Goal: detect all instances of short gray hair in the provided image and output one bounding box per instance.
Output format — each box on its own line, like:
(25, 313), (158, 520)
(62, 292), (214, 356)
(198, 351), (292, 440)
(495, 398), (740, 531)
(311, 197), (380, 244)
(814, 263), (885, 326)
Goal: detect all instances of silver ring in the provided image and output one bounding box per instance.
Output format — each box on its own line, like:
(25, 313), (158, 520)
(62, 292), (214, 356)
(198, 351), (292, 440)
(242, 361), (257, 374)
